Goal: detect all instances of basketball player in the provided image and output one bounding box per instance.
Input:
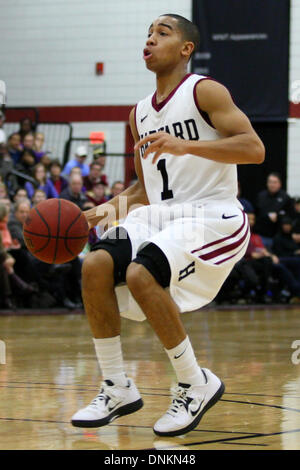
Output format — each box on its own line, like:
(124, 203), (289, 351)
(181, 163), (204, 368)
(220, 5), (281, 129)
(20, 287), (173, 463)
(71, 14), (264, 436)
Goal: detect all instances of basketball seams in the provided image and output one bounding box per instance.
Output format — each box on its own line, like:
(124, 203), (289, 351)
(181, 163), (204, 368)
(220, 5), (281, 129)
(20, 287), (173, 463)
(53, 199), (61, 263)
(31, 206), (52, 255)
(64, 211), (88, 257)
(23, 229), (88, 240)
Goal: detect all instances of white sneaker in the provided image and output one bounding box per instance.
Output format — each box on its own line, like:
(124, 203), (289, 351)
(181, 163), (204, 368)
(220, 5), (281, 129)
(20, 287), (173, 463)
(71, 378), (143, 428)
(153, 368), (225, 437)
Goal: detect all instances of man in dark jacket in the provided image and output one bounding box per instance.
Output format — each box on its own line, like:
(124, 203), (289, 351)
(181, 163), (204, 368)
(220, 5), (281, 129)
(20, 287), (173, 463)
(59, 173), (87, 210)
(272, 216), (300, 282)
(255, 172), (295, 250)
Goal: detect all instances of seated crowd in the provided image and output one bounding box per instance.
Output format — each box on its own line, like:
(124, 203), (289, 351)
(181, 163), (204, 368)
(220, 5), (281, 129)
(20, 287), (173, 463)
(1, 116), (300, 309)
(0, 117), (125, 309)
(216, 172), (300, 305)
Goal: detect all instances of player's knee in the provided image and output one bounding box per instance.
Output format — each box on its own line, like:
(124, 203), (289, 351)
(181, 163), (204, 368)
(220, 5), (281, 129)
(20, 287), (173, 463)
(82, 250), (114, 288)
(126, 262), (155, 297)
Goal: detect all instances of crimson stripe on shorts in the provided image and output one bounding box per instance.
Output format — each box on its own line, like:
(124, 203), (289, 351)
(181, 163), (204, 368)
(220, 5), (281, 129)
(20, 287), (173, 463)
(199, 226), (249, 261)
(213, 233), (249, 265)
(191, 211), (246, 254)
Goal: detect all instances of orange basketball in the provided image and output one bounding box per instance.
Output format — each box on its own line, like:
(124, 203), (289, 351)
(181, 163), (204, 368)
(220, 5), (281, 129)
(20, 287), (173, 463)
(23, 199), (89, 264)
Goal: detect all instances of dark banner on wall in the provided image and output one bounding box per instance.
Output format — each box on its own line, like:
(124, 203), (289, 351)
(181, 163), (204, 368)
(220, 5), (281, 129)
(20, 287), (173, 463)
(192, 0), (290, 121)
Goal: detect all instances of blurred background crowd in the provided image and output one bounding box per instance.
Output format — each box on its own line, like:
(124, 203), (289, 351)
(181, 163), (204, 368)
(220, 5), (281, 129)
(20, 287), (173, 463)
(0, 114), (124, 309)
(1, 113), (300, 310)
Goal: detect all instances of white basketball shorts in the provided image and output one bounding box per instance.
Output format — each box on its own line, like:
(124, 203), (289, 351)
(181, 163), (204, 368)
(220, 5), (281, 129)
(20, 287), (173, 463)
(100, 200), (250, 321)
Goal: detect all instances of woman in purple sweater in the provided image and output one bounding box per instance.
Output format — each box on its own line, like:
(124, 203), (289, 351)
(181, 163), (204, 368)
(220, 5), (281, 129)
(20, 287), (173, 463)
(25, 163), (59, 200)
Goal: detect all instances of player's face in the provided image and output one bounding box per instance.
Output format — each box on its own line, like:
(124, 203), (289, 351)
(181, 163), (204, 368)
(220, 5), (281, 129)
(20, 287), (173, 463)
(144, 17), (186, 73)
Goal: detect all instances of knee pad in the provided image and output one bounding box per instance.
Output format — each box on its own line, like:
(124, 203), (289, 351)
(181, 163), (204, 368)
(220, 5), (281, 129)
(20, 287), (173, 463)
(90, 227), (132, 285)
(133, 243), (171, 288)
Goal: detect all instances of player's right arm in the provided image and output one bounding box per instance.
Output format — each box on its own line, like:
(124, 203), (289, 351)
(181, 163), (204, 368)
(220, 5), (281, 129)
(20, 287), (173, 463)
(84, 107), (149, 229)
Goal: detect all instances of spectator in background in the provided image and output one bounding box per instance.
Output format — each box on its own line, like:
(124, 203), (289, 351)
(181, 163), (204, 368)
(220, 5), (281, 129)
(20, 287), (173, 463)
(15, 149), (37, 179)
(108, 180), (125, 200)
(13, 187), (28, 205)
(22, 132), (35, 152)
(0, 182), (8, 199)
(7, 198), (38, 284)
(0, 197), (13, 218)
(7, 132), (22, 165)
(0, 203), (36, 307)
(272, 217), (300, 258)
(33, 132), (52, 169)
(18, 117), (35, 141)
(49, 159), (68, 195)
(33, 132), (45, 160)
(243, 212), (300, 303)
(8, 198), (31, 246)
(32, 189), (47, 206)
(60, 173), (87, 210)
(255, 172), (295, 250)
(272, 216), (300, 284)
(92, 146), (109, 185)
(0, 143), (19, 197)
(62, 146), (90, 177)
(86, 182), (108, 206)
(83, 162), (107, 191)
(292, 197), (300, 234)
(0, 110), (6, 144)
(0, 238), (13, 308)
(24, 163), (58, 200)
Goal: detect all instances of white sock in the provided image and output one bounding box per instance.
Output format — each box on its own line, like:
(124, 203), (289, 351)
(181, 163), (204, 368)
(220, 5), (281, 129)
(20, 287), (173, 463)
(165, 336), (206, 386)
(93, 336), (128, 387)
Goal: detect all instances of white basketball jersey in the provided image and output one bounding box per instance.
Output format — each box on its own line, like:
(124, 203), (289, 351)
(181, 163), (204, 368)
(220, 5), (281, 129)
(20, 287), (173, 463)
(135, 73), (240, 206)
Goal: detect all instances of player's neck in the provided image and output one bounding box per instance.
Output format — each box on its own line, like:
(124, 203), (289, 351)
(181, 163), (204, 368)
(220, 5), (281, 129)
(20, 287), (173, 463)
(155, 67), (189, 104)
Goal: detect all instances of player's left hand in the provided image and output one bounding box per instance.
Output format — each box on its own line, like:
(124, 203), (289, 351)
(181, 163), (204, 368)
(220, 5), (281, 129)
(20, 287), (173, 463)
(134, 132), (188, 164)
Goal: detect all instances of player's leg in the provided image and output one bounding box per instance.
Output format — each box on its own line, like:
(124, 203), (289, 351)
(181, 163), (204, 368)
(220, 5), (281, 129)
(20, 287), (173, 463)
(126, 243), (224, 437)
(71, 228), (143, 428)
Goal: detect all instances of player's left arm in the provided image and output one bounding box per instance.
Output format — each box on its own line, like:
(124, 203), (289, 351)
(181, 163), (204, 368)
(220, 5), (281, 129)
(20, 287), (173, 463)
(135, 79), (265, 165)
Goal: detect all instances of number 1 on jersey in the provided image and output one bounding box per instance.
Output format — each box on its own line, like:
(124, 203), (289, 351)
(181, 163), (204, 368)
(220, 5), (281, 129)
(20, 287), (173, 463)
(157, 159), (174, 201)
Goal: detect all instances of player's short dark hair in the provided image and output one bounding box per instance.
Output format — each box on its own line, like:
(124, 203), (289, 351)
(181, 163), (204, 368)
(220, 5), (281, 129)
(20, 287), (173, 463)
(160, 14), (200, 57)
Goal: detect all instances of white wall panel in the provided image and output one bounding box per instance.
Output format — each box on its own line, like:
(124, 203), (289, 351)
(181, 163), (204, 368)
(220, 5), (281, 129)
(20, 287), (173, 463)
(287, 0), (300, 196)
(0, 0), (192, 106)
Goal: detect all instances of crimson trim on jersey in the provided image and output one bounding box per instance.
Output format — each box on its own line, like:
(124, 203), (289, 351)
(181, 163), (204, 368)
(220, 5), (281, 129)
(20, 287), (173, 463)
(191, 210), (246, 254)
(151, 73), (192, 112)
(199, 225), (249, 262)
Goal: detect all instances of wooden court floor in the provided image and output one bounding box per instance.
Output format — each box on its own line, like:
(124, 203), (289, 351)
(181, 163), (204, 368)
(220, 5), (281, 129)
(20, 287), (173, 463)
(0, 307), (300, 450)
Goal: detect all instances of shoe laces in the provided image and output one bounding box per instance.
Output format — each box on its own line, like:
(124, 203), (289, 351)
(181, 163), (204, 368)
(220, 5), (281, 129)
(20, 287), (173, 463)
(89, 381), (119, 409)
(167, 385), (191, 417)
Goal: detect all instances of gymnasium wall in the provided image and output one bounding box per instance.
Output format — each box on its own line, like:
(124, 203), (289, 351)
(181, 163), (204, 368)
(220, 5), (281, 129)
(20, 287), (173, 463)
(0, 0), (190, 107)
(287, 0), (300, 197)
(0, 0), (191, 177)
